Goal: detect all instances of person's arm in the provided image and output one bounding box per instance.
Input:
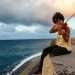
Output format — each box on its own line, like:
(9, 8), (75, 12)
(49, 25), (58, 33)
(63, 27), (70, 42)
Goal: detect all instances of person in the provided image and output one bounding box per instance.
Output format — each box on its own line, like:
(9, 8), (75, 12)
(34, 12), (72, 74)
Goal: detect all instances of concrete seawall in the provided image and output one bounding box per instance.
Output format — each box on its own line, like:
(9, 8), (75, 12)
(7, 39), (75, 75)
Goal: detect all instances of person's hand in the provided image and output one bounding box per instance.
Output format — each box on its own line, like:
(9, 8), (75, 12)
(58, 29), (65, 35)
(49, 25), (58, 33)
(56, 25), (63, 31)
(54, 25), (61, 30)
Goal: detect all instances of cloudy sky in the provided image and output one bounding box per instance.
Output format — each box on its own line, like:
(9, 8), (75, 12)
(0, 0), (75, 39)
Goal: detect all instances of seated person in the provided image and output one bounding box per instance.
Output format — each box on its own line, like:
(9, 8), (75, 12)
(34, 12), (72, 74)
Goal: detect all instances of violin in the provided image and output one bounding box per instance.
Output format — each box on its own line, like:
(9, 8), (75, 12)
(58, 22), (68, 35)
(62, 22), (70, 42)
(62, 22), (68, 31)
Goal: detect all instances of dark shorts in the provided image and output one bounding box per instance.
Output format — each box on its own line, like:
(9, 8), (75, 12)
(43, 45), (72, 56)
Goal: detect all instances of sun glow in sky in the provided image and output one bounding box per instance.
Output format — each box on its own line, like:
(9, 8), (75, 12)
(51, 0), (75, 16)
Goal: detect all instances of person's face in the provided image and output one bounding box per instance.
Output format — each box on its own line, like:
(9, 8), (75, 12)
(56, 20), (64, 27)
(56, 20), (64, 25)
(56, 20), (64, 28)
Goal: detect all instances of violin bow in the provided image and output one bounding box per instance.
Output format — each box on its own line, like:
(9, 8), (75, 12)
(65, 13), (75, 23)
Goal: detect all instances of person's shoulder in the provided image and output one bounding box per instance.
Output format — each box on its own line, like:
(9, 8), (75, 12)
(66, 25), (70, 32)
(66, 25), (70, 30)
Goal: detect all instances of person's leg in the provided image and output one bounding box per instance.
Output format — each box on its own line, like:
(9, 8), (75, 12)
(40, 45), (59, 68)
(51, 46), (72, 56)
(59, 47), (72, 55)
(34, 46), (54, 73)
(39, 47), (51, 69)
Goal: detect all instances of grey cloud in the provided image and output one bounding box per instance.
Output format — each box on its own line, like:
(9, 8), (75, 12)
(0, 23), (15, 32)
(0, 22), (50, 33)
(0, 0), (55, 25)
(0, 22), (53, 39)
(0, 0), (75, 25)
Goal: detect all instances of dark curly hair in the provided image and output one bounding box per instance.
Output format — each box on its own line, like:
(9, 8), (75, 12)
(52, 12), (64, 23)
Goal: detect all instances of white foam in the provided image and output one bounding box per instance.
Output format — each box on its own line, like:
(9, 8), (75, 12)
(7, 52), (41, 75)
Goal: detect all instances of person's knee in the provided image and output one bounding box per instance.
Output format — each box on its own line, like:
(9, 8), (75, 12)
(68, 51), (72, 54)
(42, 47), (50, 56)
(43, 50), (48, 56)
(43, 47), (49, 52)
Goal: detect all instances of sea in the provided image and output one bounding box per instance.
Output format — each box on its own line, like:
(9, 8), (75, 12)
(0, 39), (51, 75)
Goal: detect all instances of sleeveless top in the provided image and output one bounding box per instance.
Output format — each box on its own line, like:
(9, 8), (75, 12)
(55, 33), (72, 51)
